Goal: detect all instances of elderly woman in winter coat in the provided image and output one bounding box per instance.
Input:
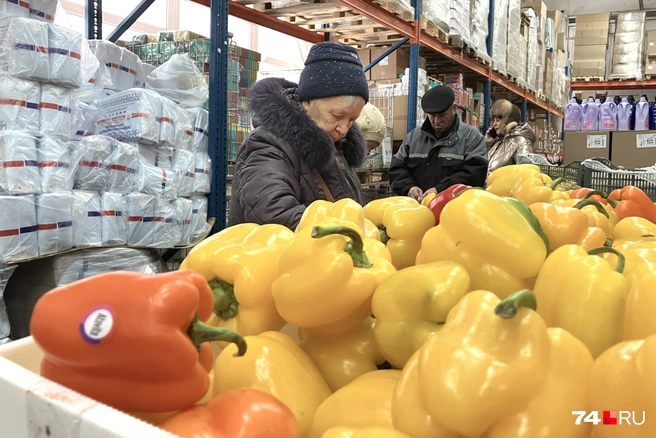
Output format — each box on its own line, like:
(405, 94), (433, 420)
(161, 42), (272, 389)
(228, 42), (370, 230)
(485, 99), (537, 174)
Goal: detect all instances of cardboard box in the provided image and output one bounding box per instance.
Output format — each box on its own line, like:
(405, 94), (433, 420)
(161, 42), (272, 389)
(574, 28), (609, 46)
(557, 32), (566, 51)
(648, 32), (656, 57)
(564, 131), (611, 164)
(576, 12), (611, 23)
(572, 61), (606, 78)
(370, 47), (409, 80)
(548, 10), (563, 32)
(522, 1), (547, 18)
(358, 48), (371, 80)
(611, 131), (656, 168)
(574, 45), (607, 62)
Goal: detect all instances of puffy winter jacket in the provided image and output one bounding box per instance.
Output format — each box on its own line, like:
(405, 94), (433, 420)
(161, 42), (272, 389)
(228, 77), (367, 230)
(486, 122), (536, 173)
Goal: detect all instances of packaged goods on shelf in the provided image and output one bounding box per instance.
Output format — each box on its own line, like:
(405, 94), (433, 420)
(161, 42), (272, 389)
(0, 0), (29, 19)
(506, 0), (521, 78)
(150, 196), (182, 248)
(188, 107), (209, 152)
(39, 84), (74, 138)
(0, 264), (15, 344)
(126, 192), (155, 246)
(71, 189), (102, 248)
(0, 76), (40, 133)
(492, 0), (509, 75)
(145, 54), (208, 108)
(100, 192), (128, 245)
(173, 149), (195, 198)
(35, 191), (73, 256)
(524, 8), (540, 91)
(517, 34), (528, 86)
(159, 96), (194, 150)
(572, 13), (609, 79)
(174, 197), (193, 246)
(138, 145), (179, 200)
(609, 11), (646, 80)
(191, 195), (210, 240)
(95, 89), (162, 144)
(88, 39), (139, 91)
(193, 150), (212, 195)
(0, 195), (38, 262)
(423, 0), (449, 32)
(37, 136), (77, 193)
(448, 0), (472, 45)
(470, 0), (490, 61)
(48, 23), (83, 88)
(29, 0), (57, 22)
(0, 17), (49, 82)
(0, 131), (40, 196)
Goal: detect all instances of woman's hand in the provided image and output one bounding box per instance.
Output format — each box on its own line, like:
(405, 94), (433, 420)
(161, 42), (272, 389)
(408, 186), (423, 201)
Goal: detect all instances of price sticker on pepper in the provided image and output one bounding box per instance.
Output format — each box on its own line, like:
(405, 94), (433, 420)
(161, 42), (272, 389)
(572, 411), (646, 426)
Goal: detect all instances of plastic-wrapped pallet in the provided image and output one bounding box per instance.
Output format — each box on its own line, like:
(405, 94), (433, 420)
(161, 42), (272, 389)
(609, 11), (646, 80)
(525, 8), (540, 91)
(138, 145), (178, 200)
(0, 0), (29, 19)
(73, 135), (112, 192)
(145, 197), (182, 248)
(35, 192), (74, 256)
(39, 84), (74, 139)
(0, 76), (40, 133)
(29, 0), (57, 22)
(71, 190), (102, 248)
(191, 195), (210, 240)
(174, 197), (193, 246)
(160, 96), (193, 149)
(544, 17), (555, 52)
(491, 0), (509, 75)
(100, 192), (128, 245)
(188, 107), (209, 152)
(448, 0), (471, 45)
(0, 195), (38, 262)
(47, 23), (84, 89)
(146, 54), (208, 109)
(37, 136), (78, 192)
(469, 0), (490, 62)
(517, 34), (528, 87)
(506, 0), (522, 79)
(95, 88), (162, 144)
(126, 192), (155, 246)
(173, 149), (195, 198)
(422, 0), (450, 35)
(106, 140), (139, 193)
(0, 17), (49, 82)
(88, 40), (137, 92)
(0, 131), (40, 195)
(71, 101), (96, 139)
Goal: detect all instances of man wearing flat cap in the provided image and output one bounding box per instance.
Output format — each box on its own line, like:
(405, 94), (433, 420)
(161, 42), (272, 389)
(390, 85), (488, 200)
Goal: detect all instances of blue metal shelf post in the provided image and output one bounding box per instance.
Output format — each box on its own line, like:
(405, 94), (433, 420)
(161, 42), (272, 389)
(521, 100), (527, 122)
(208, 0), (230, 232)
(85, 0), (101, 39)
(482, 0), (495, 134)
(106, 0), (156, 42)
(407, 0), (421, 133)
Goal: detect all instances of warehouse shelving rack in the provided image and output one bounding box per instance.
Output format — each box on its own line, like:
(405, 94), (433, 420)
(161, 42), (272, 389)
(86, 0), (565, 233)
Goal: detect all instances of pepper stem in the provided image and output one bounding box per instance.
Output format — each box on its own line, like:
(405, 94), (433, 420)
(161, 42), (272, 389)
(573, 199), (610, 218)
(607, 199), (620, 208)
(208, 279), (239, 321)
(505, 197), (551, 254)
(588, 247), (625, 274)
(581, 190), (608, 200)
(378, 226), (389, 245)
(494, 289), (538, 319)
(311, 226), (373, 268)
(548, 178), (563, 190)
(188, 315), (247, 357)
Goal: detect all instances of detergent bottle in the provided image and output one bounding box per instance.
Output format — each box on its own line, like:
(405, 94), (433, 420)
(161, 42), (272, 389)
(635, 96), (650, 131)
(600, 98), (618, 131)
(650, 97), (656, 130)
(564, 98), (582, 131)
(581, 97), (599, 131)
(617, 97), (632, 131)
(628, 95), (636, 130)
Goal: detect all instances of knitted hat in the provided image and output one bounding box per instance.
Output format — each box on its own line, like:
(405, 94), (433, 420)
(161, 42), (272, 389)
(356, 103), (387, 145)
(297, 42), (369, 103)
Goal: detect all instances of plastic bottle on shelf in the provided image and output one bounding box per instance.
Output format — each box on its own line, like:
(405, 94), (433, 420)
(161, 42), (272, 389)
(650, 97), (656, 130)
(635, 96), (650, 131)
(628, 95), (636, 130)
(617, 98), (632, 131)
(600, 99), (618, 131)
(564, 98), (582, 131)
(581, 97), (599, 131)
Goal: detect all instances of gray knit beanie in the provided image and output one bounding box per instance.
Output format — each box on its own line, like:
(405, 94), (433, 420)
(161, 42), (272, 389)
(297, 42), (369, 103)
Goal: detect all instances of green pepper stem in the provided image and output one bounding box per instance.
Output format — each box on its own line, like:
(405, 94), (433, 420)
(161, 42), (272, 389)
(378, 226), (390, 245)
(548, 178), (563, 190)
(573, 199), (610, 218)
(505, 197), (551, 254)
(607, 199), (620, 208)
(311, 225), (373, 268)
(188, 315), (248, 357)
(208, 279), (239, 321)
(494, 290), (538, 319)
(581, 190), (609, 200)
(588, 247), (626, 274)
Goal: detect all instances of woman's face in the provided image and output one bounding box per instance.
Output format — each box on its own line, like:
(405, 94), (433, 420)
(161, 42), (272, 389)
(303, 96), (366, 142)
(492, 115), (507, 134)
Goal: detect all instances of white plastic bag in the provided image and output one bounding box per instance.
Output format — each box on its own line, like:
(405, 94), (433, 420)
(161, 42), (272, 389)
(146, 54), (208, 109)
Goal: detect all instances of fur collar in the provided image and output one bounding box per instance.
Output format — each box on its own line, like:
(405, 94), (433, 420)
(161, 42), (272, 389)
(247, 77), (367, 170)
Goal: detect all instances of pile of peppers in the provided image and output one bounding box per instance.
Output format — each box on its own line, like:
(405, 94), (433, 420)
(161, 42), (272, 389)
(24, 163), (656, 438)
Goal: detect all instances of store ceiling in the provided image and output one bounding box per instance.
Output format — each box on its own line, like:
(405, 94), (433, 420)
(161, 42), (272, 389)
(543, 0), (653, 14)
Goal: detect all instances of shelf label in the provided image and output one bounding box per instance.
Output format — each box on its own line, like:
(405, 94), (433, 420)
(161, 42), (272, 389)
(586, 135), (607, 149)
(379, 56), (389, 66)
(637, 134), (656, 148)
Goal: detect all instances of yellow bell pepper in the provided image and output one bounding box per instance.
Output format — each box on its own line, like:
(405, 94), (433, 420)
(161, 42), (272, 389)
(214, 331), (332, 437)
(308, 370), (401, 438)
(297, 317), (385, 392)
(486, 164), (542, 197)
(612, 216), (656, 246)
(624, 263), (656, 341)
(586, 336), (655, 438)
(296, 199), (366, 235)
(371, 261), (470, 369)
(420, 192), (436, 207)
(272, 220), (396, 335)
(321, 427), (410, 438)
(509, 171), (563, 205)
(364, 197), (436, 270)
(401, 290), (550, 437)
(606, 240), (656, 276)
(487, 328), (594, 438)
(574, 199), (615, 238)
(549, 189), (571, 202)
(529, 201), (606, 251)
(363, 219), (381, 242)
(179, 223), (294, 340)
(532, 245), (628, 358)
(416, 189), (549, 299)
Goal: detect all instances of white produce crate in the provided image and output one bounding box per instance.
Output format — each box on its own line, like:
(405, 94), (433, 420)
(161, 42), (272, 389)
(0, 337), (180, 438)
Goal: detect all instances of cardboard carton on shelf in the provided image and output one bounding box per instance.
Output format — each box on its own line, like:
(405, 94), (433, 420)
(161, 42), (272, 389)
(563, 131), (610, 165)
(611, 131), (656, 168)
(358, 48), (371, 80)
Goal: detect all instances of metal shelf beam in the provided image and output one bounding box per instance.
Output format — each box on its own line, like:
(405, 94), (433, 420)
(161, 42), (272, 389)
(570, 80), (656, 91)
(106, 0), (156, 42)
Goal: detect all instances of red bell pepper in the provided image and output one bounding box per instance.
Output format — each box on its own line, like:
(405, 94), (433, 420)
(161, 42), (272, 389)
(160, 388), (301, 438)
(613, 186), (656, 224)
(570, 188), (609, 205)
(427, 184), (470, 224)
(30, 270), (247, 414)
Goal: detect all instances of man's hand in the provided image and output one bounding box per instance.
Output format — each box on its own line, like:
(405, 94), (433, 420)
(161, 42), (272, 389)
(422, 188), (437, 198)
(408, 186), (423, 201)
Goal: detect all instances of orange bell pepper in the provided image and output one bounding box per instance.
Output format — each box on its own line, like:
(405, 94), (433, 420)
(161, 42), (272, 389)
(570, 188), (609, 205)
(30, 270), (247, 413)
(160, 388), (301, 438)
(613, 186), (656, 224)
